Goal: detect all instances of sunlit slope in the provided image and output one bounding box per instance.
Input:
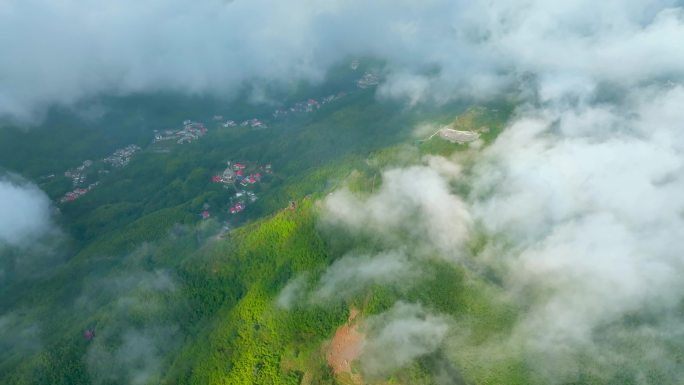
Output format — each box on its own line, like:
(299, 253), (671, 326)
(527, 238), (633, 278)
(1, 105), (522, 385)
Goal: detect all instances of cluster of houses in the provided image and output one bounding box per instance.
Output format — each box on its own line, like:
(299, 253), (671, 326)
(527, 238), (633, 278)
(154, 120), (208, 144)
(240, 173), (261, 186)
(235, 189), (258, 202)
(64, 160), (93, 187)
(217, 91), (348, 127)
(212, 161), (272, 186)
(211, 162), (241, 184)
(60, 181), (99, 203)
(209, 161), (274, 215)
(103, 144), (141, 168)
(220, 118), (267, 129)
(241, 118), (268, 128)
(229, 201), (246, 214)
(357, 72), (380, 89)
(57, 144), (143, 204)
(213, 76), (360, 127)
(272, 93), (345, 119)
(198, 202), (213, 220)
(228, 189), (258, 214)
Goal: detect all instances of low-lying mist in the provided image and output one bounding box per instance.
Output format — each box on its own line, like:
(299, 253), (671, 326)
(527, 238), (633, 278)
(285, 84), (684, 383)
(2, 0), (684, 383)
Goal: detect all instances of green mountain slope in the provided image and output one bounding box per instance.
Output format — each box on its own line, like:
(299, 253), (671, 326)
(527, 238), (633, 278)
(1, 86), (520, 385)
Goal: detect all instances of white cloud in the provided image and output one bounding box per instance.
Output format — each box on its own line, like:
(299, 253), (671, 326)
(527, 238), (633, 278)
(0, 176), (54, 248)
(276, 274), (309, 309)
(86, 326), (179, 385)
(80, 268), (181, 385)
(5, 0), (684, 381)
(468, 86), (684, 381)
(3, 1), (684, 122)
(323, 164), (472, 259)
(360, 302), (449, 376)
(0, 311), (42, 363)
(314, 86), (684, 381)
(312, 250), (417, 302)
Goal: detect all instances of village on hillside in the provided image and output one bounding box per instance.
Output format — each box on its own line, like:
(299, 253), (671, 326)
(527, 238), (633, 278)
(103, 144), (141, 167)
(153, 120), (208, 144)
(215, 91), (347, 126)
(356, 72), (380, 88)
(208, 62), (379, 128)
(64, 159), (94, 187)
(57, 64), (375, 207)
(204, 160), (273, 217)
(59, 144), (142, 203)
(271, 93), (346, 120)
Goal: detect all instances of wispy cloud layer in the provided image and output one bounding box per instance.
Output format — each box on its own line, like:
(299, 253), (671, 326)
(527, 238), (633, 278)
(313, 81), (684, 380)
(0, 173), (63, 284)
(4, 0), (684, 381)
(360, 302), (449, 376)
(305, 5), (684, 369)
(0, 174), (54, 248)
(324, 165), (471, 259)
(468, 85), (684, 381)
(3, 1), (683, 122)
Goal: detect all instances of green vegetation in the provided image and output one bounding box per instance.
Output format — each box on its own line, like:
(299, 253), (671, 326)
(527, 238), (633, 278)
(1, 76), (527, 385)
(417, 104), (514, 156)
(171, 200), (345, 385)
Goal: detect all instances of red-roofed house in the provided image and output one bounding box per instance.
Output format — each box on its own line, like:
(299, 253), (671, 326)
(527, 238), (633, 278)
(229, 203), (245, 214)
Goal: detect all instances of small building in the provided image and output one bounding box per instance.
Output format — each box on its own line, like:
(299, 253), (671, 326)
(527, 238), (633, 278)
(222, 168), (236, 182)
(83, 329), (95, 340)
(229, 202), (245, 214)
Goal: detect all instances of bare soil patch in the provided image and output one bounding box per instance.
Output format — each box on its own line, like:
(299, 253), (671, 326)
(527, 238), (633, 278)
(326, 307), (365, 379)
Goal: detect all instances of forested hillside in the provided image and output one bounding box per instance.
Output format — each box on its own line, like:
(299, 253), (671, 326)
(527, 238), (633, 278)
(0, 68), (517, 385)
